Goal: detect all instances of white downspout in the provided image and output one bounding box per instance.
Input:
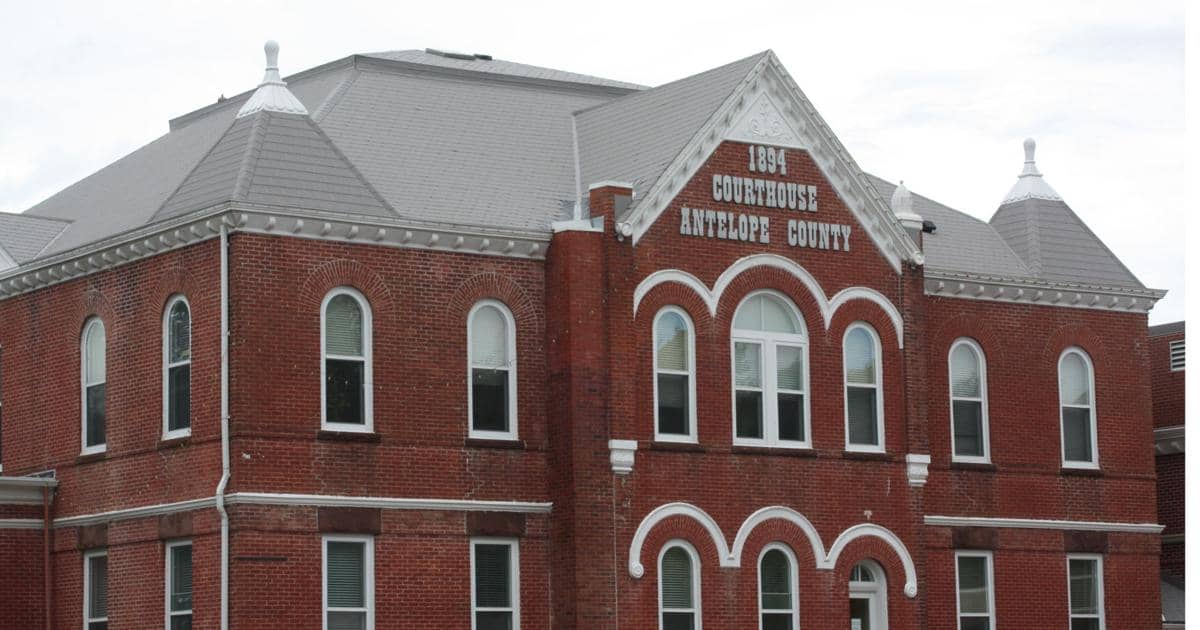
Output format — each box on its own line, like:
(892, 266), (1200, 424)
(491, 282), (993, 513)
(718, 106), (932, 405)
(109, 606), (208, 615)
(216, 223), (231, 630)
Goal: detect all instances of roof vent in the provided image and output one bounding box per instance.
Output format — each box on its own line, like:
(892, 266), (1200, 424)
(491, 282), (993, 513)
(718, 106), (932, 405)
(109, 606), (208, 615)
(425, 48), (492, 61)
(237, 40), (309, 118)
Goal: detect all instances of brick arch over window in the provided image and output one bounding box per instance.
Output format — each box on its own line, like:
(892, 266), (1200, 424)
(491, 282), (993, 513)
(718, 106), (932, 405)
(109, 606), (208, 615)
(930, 314), (1004, 370)
(446, 272), (541, 333)
(153, 266), (202, 313)
(298, 258), (394, 323)
(1041, 324), (1106, 367)
(70, 287), (117, 330)
(830, 532), (918, 599)
(631, 284), (712, 339)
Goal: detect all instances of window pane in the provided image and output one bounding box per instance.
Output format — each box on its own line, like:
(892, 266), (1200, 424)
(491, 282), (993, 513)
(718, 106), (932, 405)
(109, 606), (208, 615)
(472, 369), (510, 432)
(760, 549), (791, 610)
(1063, 408), (1093, 462)
(169, 302), (191, 363)
(845, 328), (876, 385)
(475, 544), (512, 608)
(735, 342), (762, 387)
(952, 400), (983, 457)
(1059, 353), (1090, 406)
(88, 555), (108, 618)
(87, 623), (108, 630)
(733, 295), (763, 330)
(476, 611), (513, 630)
(657, 374), (689, 435)
(777, 394), (804, 442)
(326, 542), (364, 608)
(85, 322), (106, 384)
(1070, 619), (1100, 630)
(736, 391), (763, 439)
(1069, 559), (1098, 615)
(663, 611), (695, 630)
(762, 613), (793, 630)
(472, 306), (509, 369)
(957, 556), (989, 614)
(760, 295), (798, 334)
(168, 364), (191, 432)
(961, 618), (991, 630)
(326, 295), (363, 357)
(951, 344), (982, 398)
(86, 384), (106, 447)
(850, 563), (874, 582)
(327, 611), (366, 630)
(170, 545), (193, 612)
(170, 616), (193, 630)
(326, 360), (364, 425)
(847, 387), (878, 445)
(660, 547), (693, 609)
(776, 346), (803, 391)
(656, 313), (689, 371)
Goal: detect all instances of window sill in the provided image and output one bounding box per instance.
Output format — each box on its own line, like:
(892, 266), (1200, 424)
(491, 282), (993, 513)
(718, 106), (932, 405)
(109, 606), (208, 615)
(316, 430), (381, 444)
(1060, 466), (1104, 477)
(465, 438), (525, 450)
(731, 445), (817, 458)
(842, 450), (892, 462)
(649, 441), (706, 453)
(158, 436), (192, 450)
(950, 461), (997, 472)
(75, 452), (106, 465)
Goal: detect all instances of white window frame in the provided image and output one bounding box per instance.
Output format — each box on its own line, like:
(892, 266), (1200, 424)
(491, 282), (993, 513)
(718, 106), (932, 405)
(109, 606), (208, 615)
(843, 322), (885, 453)
(467, 300), (519, 441)
(322, 534), (375, 630)
(730, 291), (812, 450)
(320, 287), (374, 433)
(949, 338), (990, 463)
(954, 551), (994, 630)
(1066, 554), (1105, 630)
(162, 296), (192, 440)
(653, 306), (698, 443)
(470, 537), (520, 630)
(83, 548), (108, 630)
(1169, 339), (1185, 371)
(165, 540), (192, 629)
(81, 318), (107, 455)
(758, 543), (799, 630)
(848, 559), (888, 630)
(658, 539), (702, 630)
(1058, 347), (1099, 469)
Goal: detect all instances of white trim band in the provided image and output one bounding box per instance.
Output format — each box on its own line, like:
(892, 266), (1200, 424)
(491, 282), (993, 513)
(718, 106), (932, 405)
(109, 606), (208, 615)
(0, 518), (43, 530)
(54, 497), (218, 528)
(924, 515), (1164, 534)
(226, 492), (553, 514)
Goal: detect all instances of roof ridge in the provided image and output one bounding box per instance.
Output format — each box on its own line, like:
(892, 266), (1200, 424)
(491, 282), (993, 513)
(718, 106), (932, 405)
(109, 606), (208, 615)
(573, 50), (769, 117)
(304, 116), (396, 215)
(311, 68), (361, 123)
(149, 115), (243, 223)
(365, 49), (646, 91)
(232, 112), (272, 201)
(1040, 197), (1145, 287)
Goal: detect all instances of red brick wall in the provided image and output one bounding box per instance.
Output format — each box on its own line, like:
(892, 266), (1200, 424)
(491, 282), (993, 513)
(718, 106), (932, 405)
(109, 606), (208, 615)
(1149, 329), (1185, 428)
(0, 528), (45, 628)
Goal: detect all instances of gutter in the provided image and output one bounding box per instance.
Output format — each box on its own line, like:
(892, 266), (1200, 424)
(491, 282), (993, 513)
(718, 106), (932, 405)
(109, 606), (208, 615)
(215, 224), (231, 630)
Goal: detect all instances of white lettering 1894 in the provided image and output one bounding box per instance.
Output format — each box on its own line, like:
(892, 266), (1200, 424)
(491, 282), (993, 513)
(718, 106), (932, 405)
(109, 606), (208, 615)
(679, 144), (853, 252)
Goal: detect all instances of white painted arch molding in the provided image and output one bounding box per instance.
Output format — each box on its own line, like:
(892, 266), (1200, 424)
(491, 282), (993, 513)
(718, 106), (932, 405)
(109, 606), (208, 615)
(632, 253), (904, 348)
(627, 502), (918, 598)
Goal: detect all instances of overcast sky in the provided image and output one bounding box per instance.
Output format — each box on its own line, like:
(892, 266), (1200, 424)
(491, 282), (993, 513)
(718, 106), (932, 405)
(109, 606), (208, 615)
(0, 0), (1185, 322)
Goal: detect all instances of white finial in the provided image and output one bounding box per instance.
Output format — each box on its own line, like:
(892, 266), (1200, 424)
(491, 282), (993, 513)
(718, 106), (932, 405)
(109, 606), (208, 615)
(1002, 137), (1060, 203)
(1020, 137), (1041, 177)
(237, 40), (308, 118)
(890, 179), (923, 228)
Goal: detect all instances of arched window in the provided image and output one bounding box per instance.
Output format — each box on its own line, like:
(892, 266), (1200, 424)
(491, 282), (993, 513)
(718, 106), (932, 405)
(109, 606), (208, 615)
(321, 288), (372, 431)
(949, 339), (989, 462)
(849, 560), (888, 630)
(654, 307), (696, 442)
(1059, 348), (1097, 467)
(731, 292), (809, 448)
(81, 318), (107, 454)
(469, 300), (517, 440)
(844, 323), (883, 452)
(163, 296), (192, 439)
(659, 541), (701, 630)
(759, 545), (799, 629)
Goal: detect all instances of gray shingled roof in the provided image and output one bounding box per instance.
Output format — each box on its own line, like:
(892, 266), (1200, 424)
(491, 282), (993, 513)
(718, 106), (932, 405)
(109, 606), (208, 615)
(575, 52), (767, 207)
(366, 50), (645, 91)
(0, 213), (70, 263)
(867, 175), (1030, 278)
(990, 196), (1144, 288)
(1149, 321), (1185, 337)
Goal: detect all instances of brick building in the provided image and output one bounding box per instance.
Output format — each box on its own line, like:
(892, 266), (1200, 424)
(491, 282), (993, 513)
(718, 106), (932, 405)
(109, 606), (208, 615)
(0, 42), (1170, 629)
(1151, 321), (1185, 628)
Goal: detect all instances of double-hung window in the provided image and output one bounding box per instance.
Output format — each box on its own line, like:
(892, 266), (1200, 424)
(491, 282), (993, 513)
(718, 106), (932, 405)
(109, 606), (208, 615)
(844, 323), (883, 452)
(81, 318), (107, 454)
(163, 296), (191, 439)
(654, 307), (696, 442)
(468, 301), (518, 440)
(323, 535), (374, 630)
(1058, 348), (1097, 468)
(732, 292), (810, 448)
(1067, 555), (1104, 630)
(322, 288), (372, 432)
(955, 551), (994, 630)
(659, 541), (701, 630)
(949, 339), (989, 462)
(165, 541), (192, 629)
(84, 550), (108, 630)
(759, 545), (798, 630)
(471, 538), (519, 630)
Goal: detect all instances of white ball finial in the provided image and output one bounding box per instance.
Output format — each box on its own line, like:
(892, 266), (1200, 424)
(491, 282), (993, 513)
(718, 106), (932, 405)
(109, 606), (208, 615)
(1020, 137), (1041, 177)
(264, 40), (280, 70)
